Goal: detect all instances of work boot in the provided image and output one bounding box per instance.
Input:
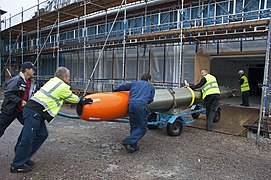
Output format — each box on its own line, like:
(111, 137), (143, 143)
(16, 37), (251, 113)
(10, 165), (32, 173)
(206, 125), (212, 131)
(123, 144), (139, 153)
(25, 160), (35, 167)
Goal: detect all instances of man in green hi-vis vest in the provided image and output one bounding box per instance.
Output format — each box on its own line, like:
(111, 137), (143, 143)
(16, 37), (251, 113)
(189, 68), (220, 131)
(238, 70), (250, 107)
(10, 67), (93, 173)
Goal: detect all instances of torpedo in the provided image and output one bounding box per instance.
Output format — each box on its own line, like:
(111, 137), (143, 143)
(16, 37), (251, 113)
(77, 86), (232, 121)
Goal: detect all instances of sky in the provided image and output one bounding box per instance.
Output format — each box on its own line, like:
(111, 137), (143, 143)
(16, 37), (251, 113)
(0, 0), (43, 19)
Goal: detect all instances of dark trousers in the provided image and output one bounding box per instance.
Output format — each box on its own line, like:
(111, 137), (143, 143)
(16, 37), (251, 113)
(0, 111), (24, 151)
(12, 107), (48, 168)
(205, 94), (220, 130)
(241, 91), (250, 106)
(0, 111), (23, 137)
(122, 103), (149, 148)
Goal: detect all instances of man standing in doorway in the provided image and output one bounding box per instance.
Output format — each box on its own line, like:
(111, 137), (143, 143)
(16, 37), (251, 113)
(113, 73), (155, 153)
(189, 68), (220, 131)
(238, 70), (250, 106)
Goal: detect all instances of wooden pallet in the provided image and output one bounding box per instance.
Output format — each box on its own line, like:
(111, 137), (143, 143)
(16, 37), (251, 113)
(186, 105), (259, 136)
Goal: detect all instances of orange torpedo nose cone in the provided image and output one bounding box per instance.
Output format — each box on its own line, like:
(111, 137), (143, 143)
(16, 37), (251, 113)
(79, 91), (129, 121)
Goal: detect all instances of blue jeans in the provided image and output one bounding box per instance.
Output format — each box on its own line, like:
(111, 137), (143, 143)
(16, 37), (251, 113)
(122, 103), (149, 148)
(12, 107), (48, 168)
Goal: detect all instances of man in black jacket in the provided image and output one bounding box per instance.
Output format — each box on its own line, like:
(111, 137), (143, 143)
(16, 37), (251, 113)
(189, 69), (220, 130)
(0, 62), (36, 138)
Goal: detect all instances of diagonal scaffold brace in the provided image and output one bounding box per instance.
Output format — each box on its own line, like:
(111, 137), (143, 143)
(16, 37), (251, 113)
(83, 0), (126, 96)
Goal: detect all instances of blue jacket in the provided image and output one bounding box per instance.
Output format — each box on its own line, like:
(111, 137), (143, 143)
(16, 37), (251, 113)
(114, 80), (155, 105)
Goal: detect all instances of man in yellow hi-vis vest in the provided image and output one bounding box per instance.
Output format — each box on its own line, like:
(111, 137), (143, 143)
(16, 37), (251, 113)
(238, 70), (250, 107)
(190, 69), (220, 131)
(11, 67), (92, 173)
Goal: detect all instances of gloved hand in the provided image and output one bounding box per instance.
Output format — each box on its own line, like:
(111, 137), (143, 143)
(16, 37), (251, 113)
(79, 97), (93, 105)
(84, 98), (93, 104)
(77, 97), (92, 116)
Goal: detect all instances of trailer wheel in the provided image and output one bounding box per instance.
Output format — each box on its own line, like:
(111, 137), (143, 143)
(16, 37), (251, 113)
(147, 113), (159, 129)
(191, 105), (201, 119)
(213, 107), (221, 123)
(166, 118), (183, 136)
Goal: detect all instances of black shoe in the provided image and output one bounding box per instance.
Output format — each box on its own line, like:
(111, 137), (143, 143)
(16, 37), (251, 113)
(131, 145), (139, 153)
(10, 165), (32, 173)
(206, 126), (212, 131)
(123, 144), (139, 153)
(25, 160), (35, 167)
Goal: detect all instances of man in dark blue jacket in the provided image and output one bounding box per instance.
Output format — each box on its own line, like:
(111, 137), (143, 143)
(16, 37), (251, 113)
(114, 73), (155, 153)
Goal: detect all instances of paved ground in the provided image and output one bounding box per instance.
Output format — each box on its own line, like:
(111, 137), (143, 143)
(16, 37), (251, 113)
(1, 104), (271, 179)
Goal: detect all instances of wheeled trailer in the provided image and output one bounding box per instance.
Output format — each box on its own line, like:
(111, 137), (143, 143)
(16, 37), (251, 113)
(147, 104), (221, 136)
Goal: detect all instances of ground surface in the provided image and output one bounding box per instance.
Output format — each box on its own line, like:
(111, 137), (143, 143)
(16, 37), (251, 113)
(1, 104), (271, 180)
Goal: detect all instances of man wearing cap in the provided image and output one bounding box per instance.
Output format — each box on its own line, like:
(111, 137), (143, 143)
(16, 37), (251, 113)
(0, 61), (37, 139)
(238, 70), (250, 106)
(10, 67), (92, 173)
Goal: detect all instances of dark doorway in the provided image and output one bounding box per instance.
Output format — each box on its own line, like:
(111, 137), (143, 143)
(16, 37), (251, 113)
(249, 66), (264, 96)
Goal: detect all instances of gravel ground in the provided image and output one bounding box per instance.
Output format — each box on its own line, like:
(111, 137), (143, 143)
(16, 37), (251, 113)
(1, 104), (271, 180)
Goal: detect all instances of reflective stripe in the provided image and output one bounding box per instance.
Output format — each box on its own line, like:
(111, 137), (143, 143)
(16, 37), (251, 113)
(202, 74), (220, 99)
(31, 97), (55, 117)
(63, 93), (73, 100)
(40, 89), (61, 107)
(241, 76), (250, 92)
(39, 82), (63, 107)
(202, 81), (218, 93)
(242, 84), (249, 88)
(202, 86), (219, 93)
(48, 82), (63, 93)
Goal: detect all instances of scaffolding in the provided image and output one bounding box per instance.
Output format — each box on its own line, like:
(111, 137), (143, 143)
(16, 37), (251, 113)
(0, 0), (270, 91)
(257, 16), (271, 145)
(0, 9), (7, 85)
